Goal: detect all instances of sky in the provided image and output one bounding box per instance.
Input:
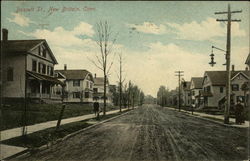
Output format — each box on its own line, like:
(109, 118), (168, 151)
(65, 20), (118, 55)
(1, 1), (249, 97)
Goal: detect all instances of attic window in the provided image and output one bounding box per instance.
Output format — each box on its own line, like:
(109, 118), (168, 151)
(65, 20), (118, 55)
(42, 49), (46, 58)
(38, 46), (42, 55)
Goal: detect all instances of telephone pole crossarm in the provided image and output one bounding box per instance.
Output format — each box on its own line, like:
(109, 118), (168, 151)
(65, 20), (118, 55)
(217, 19), (241, 22)
(215, 10), (242, 14)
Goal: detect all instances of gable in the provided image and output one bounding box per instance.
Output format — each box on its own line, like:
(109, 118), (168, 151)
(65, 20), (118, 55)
(231, 72), (249, 81)
(30, 41), (58, 64)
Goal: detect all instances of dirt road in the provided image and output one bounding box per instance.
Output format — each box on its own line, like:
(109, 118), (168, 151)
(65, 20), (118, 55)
(19, 105), (248, 161)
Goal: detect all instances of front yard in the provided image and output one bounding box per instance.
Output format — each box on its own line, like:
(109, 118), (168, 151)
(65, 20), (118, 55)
(1, 102), (118, 131)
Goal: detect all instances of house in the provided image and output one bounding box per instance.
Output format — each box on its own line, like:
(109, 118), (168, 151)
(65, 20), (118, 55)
(180, 80), (191, 107)
(1, 28), (63, 102)
(109, 84), (118, 106)
(55, 65), (94, 103)
(190, 77), (203, 108)
(93, 75), (112, 104)
(201, 69), (250, 108)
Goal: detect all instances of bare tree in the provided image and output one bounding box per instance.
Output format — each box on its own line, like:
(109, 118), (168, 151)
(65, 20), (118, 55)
(117, 53), (125, 112)
(89, 21), (117, 115)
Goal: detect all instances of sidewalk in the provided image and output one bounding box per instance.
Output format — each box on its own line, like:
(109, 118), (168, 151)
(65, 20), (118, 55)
(0, 108), (127, 160)
(167, 107), (249, 128)
(1, 108), (124, 141)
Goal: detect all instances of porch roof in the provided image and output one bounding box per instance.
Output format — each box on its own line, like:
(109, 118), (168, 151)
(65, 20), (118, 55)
(27, 71), (64, 85)
(200, 91), (213, 97)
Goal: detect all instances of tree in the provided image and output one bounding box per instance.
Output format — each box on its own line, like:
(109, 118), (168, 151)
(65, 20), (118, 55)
(89, 21), (117, 115)
(117, 53), (125, 112)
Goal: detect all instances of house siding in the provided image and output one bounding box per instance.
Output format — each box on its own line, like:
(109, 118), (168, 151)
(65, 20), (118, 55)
(2, 54), (26, 98)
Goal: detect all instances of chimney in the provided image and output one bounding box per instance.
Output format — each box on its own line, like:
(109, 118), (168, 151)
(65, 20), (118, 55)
(2, 28), (8, 41)
(232, 65), (235, 71)
(64, 64), (67, 71)
(94, 73), (96, 78)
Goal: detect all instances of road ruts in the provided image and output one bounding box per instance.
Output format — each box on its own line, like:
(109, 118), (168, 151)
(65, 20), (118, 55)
(18, 105), (248, 161)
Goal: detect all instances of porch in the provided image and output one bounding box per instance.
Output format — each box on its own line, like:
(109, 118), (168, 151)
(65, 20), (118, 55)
(26, 71), (64, 100)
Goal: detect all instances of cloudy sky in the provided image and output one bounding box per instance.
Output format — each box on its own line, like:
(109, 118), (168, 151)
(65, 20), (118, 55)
(2, 1), (249, 97)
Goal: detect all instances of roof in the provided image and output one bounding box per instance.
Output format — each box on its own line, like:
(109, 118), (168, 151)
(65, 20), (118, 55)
(94, 77), (109, 85)
(246, 53), (250, 65)
(191, 77), (203, 89)
(204, 70), (250, 86)
(2, 39), (58, 64)
(55, 70), (93, 80)
(27, 71), (64, 85)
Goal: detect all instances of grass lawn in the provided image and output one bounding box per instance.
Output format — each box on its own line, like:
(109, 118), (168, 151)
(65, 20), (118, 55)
(1, 109), (130, 149)
(1, 102), (118, 131)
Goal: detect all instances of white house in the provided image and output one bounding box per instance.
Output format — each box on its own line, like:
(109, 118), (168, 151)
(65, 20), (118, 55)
(55, 66), (94, 103)
(190, 77), (203, 108)
(201, 69), (249, 108)
(93, 75), (112, 104)
(1, 28), (63, 102)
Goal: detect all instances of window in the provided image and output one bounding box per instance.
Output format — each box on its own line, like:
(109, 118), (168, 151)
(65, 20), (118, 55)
(47, 66), (50, 75)
(93, 88), (98, 93)
(32, 60), (37, 72)
(38, 63), (41, 73)
(90, 82), (93, 89)
(42, 64), (46, 74)
(231, 84), (239, 91)
(204, 86), (211, 92)
(86, 81), (89, 88)
(237, 96), (245, 102)
(38, 46), (42, 55)
(42, 49), (46, 58)
(73, 92), (80, 98)
(50, 67), (54, 76)
(85, 92), (89, 98)
(73, 80), (80, 86)
(192, 91), (195, 96)
(220, 87), (224, 93)
(7, 67), (14, 81)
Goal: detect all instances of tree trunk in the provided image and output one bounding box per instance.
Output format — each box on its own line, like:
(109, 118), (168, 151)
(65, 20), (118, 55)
(103, 74), (107, 116)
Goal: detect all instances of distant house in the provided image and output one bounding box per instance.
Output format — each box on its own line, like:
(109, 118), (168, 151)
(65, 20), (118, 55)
(201, 69), (250, 108)
(1, 28), (63, 102)
(55, 65), (94, 103)
(190, 77), (203, 108)
(180, 81), (191, 107)
(109, 84), (118, 106)
(93, 75), (112, 104)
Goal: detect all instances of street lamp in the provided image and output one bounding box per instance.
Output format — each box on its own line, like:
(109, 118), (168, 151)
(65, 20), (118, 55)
(209, 46), (226, 67)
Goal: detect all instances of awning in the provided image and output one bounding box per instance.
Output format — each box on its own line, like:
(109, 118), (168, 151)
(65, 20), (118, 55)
(27, 71), (64, 85)
(200, 91), (213, 97)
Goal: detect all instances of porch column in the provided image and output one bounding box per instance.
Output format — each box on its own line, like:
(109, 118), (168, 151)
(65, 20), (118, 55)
(39, 81), (42, 99)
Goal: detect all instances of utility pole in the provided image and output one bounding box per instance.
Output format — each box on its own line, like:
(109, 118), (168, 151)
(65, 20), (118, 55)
(175, 71), (184, 112)
(215, 4), (241, 124)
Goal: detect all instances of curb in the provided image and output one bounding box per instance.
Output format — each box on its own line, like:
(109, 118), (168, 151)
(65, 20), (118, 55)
(13, 109), (134, 160)
(166, 107), (248, 129)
